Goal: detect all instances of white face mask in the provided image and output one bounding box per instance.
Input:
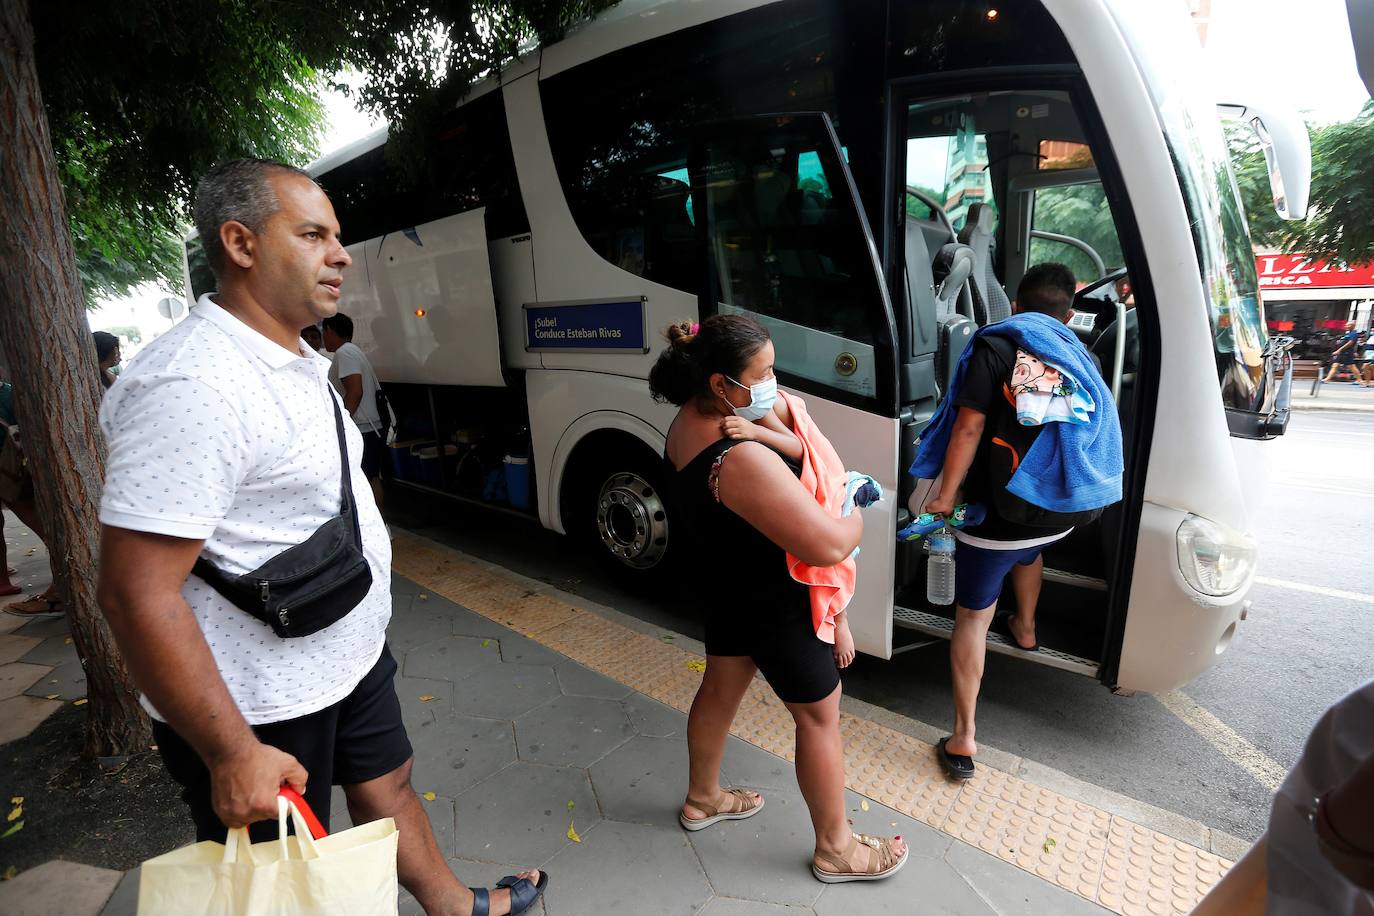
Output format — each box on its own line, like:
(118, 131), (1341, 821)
(723, 375), (778, 421)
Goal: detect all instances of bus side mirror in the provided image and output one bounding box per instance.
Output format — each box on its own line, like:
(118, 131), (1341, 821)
(1216, 101), (1312, 221)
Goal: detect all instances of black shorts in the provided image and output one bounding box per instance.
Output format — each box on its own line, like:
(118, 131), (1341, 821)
(360, 429), (385, 480)
(704, 600), (840, 705)
(153, 644), (412, 843)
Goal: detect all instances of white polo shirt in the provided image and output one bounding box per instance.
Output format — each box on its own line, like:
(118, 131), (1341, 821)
(99, 295), (392, 725)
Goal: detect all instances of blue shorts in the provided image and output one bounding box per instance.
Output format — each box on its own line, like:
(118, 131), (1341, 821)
(954, 539), (1049, 610)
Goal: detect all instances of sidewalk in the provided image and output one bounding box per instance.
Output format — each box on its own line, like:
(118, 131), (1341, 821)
(1291, 377), (1374, 412)
(0, 527), (1237, 916)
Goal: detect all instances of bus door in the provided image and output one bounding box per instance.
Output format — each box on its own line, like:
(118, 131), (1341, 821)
(887, 79), (1152, 681)
(687, 113), (902, 660)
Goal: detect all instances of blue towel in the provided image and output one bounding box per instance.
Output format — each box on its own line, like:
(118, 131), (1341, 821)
(910, 312), (1123, 513)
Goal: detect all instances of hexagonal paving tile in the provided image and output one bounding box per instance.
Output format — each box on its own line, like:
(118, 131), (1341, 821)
(18, 635), (80, 668)
(451, 761), (598, 864)
(452, 663), (562, 720)
(497, 632), (568, 667)
(0, 662), (49, 700)
(620, 693), (686, 737)
(409, 712), (516, 799)
(514, 694), (635, 768)
(404, 635), (504, 681)
(556, 664), (633, 701)
(542, 820), (712, 916)
(721, 737), (793, 792)
(589, 735), (693, 828)
(0, 635), (41, 666)
(449, 604), (525, 641)
(13, 615), (69, 638)
(22, 658), (85, 701)
(813, 853), (991, 915)
(387, 599), (459, 655)
(697, 900), (815, 915)
(943, 841), (1111, 915)
(395, 676), (455, 733)
(685, 784), (824, 908)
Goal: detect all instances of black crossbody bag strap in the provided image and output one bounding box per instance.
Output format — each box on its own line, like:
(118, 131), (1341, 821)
(327, 388), (362, 546)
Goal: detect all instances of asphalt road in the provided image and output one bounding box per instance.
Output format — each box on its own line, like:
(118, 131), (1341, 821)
(389, 407), (1374, 845)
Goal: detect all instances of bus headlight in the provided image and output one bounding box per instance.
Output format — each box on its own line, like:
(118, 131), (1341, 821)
(1176, 514), (1257, 597)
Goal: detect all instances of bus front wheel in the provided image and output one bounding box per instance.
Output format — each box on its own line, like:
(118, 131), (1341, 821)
(594, 470), (670, 571)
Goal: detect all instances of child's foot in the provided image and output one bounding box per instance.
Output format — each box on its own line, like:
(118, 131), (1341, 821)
(833, 618), (855, 669)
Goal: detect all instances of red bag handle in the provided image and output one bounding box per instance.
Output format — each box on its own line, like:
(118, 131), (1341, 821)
(278, 787), (328, 839)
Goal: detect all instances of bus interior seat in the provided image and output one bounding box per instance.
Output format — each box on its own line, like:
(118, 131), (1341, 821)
(931, 242), (978, 395)
(958, 202), (1012, 324)
(902, 217), (939, 368)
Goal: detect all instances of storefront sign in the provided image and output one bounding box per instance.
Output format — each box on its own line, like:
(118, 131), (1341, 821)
(524, 297), (648, 353)
(1255, 254), (1374, 289)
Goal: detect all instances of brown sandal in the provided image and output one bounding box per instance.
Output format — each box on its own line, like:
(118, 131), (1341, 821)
(678, 788), (765, 831)
(812, 831), (909, 883)
(5, 594), (63, 617)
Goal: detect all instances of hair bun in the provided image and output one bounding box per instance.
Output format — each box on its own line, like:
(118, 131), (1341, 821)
(665, 319), (697, 349)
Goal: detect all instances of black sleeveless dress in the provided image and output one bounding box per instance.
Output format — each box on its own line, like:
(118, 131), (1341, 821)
(669, 437), (840, 704)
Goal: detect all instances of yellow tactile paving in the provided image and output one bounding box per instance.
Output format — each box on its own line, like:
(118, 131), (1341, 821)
(393, 531), (1233, 914)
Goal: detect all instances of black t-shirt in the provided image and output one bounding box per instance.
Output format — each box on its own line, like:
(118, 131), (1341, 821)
(952, 338), (1074, 543)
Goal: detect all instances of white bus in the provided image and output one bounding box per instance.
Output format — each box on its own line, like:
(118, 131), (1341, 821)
(186, 0), (1310, 695)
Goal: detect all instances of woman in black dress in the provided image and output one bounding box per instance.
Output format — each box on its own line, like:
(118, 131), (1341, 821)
(652, 315), (907, 884)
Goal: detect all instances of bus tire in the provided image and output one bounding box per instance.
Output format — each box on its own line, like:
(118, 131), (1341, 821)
(563, 438), (675, 588)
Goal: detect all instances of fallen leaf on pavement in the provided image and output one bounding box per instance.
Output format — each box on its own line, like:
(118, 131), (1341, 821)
(6, 806), (19, 822)
(422, 792), (436, 801)
(418, 695), (435, 702)
(7, 799), (19, 806)
(686, 659), (706, 673)
(566, 820), (581, 843)
(566, 801), (575, 811)
(1043, 836), (1057, 854)
(860, 799), (869, 812)
(660, 634), (674, 641)
(64, 638), (72, 644)
(73, 698), (88, 706)
(1, 821), (22, 840)
(481, 639), (491, 648)
(418, 594), (429, 601)
(44, 694), (58, 700)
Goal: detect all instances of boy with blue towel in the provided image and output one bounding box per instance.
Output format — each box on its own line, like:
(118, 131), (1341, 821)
(910, 263), (1123, 780)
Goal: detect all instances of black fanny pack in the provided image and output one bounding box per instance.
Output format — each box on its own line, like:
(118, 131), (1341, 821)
(192, 389), (373, 638)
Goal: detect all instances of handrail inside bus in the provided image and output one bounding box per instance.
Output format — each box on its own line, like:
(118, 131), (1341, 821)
(905, 187), (956, 239)
(1112, 299), (1127, 403)
(1029, 229), (1107, 279)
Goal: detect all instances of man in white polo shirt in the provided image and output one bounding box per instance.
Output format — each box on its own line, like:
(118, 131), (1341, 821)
(97, 159), (544, 916)
(322, 312), (387, 510)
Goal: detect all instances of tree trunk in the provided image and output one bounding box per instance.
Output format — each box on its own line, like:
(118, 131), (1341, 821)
(0, 0), (150, 757)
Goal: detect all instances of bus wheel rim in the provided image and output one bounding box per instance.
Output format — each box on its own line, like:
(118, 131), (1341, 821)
(595, 471), (668, 569)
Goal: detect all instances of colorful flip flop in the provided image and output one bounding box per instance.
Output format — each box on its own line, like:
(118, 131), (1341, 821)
(897, 502), (987, 542)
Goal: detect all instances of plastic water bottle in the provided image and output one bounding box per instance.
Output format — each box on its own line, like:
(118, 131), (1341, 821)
(926, 527), (957, 606)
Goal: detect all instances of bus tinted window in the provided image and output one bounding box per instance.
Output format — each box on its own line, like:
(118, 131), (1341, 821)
(540, 4), (842, 294)
(318, 90), (529, 244)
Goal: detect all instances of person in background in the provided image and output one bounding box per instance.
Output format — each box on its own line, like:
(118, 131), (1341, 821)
(322, 313), (386, 510)
(0, 366), (62, 617)
(93, 331), (122, 390)
(1323, 321), (1365, 385)
(301, 323), (326, 356)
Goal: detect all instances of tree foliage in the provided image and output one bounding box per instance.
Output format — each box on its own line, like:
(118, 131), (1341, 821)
(1027, 183), (1124, 284)
(1228, 103), (1374, 265)
(34, 0), (619, 305)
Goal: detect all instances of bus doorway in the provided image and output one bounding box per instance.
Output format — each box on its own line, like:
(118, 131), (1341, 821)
(888, 83), (1149, 680)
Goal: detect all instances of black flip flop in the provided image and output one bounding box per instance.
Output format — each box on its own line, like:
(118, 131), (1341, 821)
(936, 737), (975, 781)
(472, 871), (549, 916)
(995, 614), (1038, 652)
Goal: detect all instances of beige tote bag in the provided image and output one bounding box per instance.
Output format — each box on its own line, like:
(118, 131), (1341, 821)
(137, 794), (399, 915)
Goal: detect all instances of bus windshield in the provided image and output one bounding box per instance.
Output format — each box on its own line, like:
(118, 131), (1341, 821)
(1110, 1), (1269, 415)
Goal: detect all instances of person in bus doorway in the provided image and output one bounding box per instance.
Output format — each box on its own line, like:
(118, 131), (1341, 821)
(322, 312), (388, 510)
(911, 263), (1123, 781)
(97, 159), (547, 916)
(653, 315), (908, 884)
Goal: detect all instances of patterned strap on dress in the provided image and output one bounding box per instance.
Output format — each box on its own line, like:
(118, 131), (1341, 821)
(708, 445), (735, 503)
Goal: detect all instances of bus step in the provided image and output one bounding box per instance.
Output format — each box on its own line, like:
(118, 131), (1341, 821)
(1042, 568), (1108, 591)
(892, 606), (1100, 677)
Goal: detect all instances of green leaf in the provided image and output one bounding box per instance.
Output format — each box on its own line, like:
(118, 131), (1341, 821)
(1, 821), (23, 840)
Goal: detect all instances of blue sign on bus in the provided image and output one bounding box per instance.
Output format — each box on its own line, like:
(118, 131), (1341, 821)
(524, 298), (647, 352)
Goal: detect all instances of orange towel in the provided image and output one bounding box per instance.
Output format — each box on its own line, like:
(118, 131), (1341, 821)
(778, 390), (856, 645)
